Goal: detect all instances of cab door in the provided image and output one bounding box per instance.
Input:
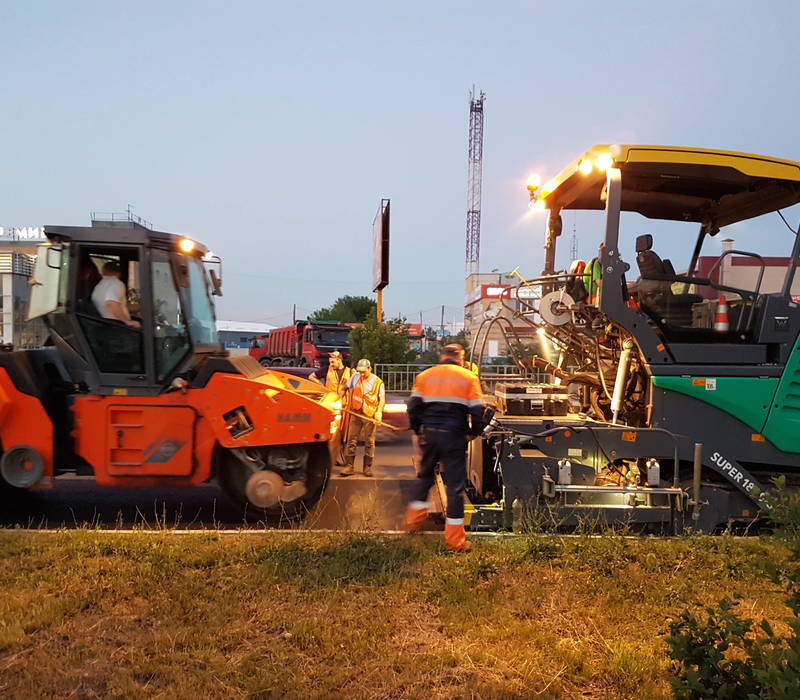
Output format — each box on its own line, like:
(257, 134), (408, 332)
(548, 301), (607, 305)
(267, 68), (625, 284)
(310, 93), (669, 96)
(106, 404), (196, 476)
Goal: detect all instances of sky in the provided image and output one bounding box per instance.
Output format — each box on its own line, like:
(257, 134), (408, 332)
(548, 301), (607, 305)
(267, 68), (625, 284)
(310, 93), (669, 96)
(3, 1), (800, 328)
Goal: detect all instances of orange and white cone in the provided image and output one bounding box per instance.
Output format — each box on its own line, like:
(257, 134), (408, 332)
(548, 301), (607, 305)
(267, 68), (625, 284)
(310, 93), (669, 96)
(405, 501), (429, 534)
(444, 518), (470, 552)
(714, 295), (730, 332)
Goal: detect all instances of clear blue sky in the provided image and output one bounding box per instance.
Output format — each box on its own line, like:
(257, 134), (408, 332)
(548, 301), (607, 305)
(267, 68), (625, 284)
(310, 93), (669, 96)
(3, 1), (800, 327)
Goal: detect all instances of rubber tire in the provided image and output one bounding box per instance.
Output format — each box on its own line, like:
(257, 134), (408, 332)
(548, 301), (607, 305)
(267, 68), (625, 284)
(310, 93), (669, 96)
(259, 358), (271, 368)
(215, 443), (331, 525)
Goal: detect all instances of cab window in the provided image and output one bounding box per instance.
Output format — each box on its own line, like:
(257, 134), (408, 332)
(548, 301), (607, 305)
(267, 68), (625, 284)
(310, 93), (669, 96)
(151, 249), (190, 380)
(74, 246), (144, 374)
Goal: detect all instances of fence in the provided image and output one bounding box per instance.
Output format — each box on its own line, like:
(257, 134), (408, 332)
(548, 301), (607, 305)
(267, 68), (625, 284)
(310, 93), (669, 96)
(373, 363), (551, 394)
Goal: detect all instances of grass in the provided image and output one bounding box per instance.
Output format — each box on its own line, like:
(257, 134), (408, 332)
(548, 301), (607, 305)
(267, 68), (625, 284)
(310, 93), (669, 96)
(0, 530), (792, 699)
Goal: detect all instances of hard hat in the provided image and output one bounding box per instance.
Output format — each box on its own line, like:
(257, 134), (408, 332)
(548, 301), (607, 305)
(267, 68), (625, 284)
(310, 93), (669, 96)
(329, 351), (343, 359)
(356, 358), (371, 370)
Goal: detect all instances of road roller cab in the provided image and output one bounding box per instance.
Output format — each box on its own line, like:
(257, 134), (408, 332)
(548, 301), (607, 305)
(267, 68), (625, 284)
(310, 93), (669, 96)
(0, 219), (340, 521)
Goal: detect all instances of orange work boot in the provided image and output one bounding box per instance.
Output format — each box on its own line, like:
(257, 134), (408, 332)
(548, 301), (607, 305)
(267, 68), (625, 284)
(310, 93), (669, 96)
(405, 501), (429, 534)
(444, 520), (470, 552)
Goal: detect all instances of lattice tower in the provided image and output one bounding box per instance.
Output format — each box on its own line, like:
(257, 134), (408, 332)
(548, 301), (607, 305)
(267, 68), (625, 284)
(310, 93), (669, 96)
(465, 88), (485, 276)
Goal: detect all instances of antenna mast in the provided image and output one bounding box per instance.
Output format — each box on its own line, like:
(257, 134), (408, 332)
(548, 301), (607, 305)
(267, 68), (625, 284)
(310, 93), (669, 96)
(465, 88), (485, 276)
(570, 215), (578, 261)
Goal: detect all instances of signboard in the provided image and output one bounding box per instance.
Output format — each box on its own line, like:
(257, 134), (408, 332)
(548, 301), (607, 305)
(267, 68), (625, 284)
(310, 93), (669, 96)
(481, 284), (510, 298)
(372, 199), (390, 292)
(0, 226), (45, 240)
(516, 286), (539, 299)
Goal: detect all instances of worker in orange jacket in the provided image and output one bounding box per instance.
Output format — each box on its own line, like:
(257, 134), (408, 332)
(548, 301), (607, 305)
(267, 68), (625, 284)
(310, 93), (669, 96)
(309, 351), (352, 395)
(309, 351), (352, 465)
(341, 358), (385, 477)
(406, 344), (485, 552)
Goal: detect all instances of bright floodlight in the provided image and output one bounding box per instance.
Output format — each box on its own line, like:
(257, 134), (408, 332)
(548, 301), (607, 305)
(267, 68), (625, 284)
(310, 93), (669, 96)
(595, 152), (614, 171)
(526, 173), (541, 190)
(536, 327), (547, 336)
(578, 159), (593, 175)
(179, 238), (195, 253)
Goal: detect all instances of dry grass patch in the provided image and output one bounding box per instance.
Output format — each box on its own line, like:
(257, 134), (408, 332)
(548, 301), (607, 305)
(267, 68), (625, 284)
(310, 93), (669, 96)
(0, 530), (790, 699)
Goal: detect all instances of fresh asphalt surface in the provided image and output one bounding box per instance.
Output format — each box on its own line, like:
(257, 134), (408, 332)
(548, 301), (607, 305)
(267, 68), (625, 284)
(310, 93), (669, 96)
(0, 435), (423, 531)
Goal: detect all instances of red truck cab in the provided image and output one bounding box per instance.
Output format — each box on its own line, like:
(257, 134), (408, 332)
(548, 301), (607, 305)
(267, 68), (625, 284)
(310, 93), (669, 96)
(249, 321), (352, 368)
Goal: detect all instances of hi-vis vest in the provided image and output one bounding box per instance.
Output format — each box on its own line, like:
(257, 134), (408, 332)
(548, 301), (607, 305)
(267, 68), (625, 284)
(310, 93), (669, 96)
(351, 375), (383, 418)
(325, 366), (352, 393)
(464, 361), (479, 375)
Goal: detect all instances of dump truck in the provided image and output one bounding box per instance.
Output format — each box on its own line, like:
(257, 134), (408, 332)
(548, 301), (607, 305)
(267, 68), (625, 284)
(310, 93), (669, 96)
(0, 220), (341, 522)
(467, 145), (800, 533)
(249, 321), (352, 368)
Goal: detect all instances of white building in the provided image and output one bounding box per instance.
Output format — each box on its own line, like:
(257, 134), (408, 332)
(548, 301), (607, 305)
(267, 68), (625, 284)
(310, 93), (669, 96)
(216, 320), (275, 351)
(0, 227), (48, 347)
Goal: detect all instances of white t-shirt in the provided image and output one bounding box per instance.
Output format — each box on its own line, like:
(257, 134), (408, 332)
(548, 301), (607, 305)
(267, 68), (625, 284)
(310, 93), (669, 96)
(91, 277), (127, 319)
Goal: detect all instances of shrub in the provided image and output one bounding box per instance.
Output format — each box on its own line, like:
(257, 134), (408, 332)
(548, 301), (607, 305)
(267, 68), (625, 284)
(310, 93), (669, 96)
(666, 478), (800, 698)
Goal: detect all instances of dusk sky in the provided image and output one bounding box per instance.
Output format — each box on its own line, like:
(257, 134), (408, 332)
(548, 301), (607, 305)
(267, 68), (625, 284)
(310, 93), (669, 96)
(3, 1), (800, 327)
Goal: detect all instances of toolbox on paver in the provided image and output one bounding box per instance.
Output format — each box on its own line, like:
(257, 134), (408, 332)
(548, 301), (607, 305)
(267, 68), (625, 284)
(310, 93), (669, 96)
(495, 382), (570, 417)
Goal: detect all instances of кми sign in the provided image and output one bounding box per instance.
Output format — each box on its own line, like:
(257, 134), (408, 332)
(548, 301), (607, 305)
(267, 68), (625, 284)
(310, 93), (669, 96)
(0, 227), (45, 240)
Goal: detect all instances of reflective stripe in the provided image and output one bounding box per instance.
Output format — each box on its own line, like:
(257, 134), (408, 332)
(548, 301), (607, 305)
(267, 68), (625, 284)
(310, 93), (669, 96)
(412, 363), (484, 406)
(409, 501), (430, 510)
(421, 395), (469, 406)
(445, 517), (465, 526)
(352, 375), (384, 417)
(410, 391), (422, 398)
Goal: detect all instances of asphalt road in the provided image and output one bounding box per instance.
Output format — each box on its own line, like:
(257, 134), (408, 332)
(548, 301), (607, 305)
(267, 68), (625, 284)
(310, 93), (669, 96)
(0, 435), (426, 531)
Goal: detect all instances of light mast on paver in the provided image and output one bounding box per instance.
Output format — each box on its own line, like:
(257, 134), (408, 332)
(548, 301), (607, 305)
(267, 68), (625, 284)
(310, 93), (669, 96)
(465, 88), (485, 276)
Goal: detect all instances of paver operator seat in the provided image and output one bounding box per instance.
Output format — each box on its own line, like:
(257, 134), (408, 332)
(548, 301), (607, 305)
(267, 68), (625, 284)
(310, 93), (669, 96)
(634, 233), (702, 330)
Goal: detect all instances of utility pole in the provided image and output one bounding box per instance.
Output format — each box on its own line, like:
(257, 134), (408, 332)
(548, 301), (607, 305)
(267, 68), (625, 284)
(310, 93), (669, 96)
(440, 305), (445, 337)
(292, 304), (296, 324)
(465, 87), (485, 277)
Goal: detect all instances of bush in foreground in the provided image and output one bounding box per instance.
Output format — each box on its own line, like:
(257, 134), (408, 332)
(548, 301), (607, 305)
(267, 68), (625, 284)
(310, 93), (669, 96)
(666, 477), (800, 698)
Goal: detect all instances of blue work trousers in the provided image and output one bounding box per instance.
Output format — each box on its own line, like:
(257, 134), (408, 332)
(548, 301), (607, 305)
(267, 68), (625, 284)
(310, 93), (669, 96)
(411, 427), (467, 520)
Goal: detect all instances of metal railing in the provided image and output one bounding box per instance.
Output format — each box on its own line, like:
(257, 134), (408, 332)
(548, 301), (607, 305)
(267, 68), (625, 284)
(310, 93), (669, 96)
(91, 210), (153, 230)
(373, 363), (551, 393)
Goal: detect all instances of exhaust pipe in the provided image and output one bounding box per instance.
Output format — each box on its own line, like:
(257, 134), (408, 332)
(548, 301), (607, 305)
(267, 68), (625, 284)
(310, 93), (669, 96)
(611, 339), (634, 424)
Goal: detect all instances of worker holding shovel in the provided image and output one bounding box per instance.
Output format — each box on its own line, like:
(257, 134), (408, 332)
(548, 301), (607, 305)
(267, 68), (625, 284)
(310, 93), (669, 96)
(340, 359), (385, 477)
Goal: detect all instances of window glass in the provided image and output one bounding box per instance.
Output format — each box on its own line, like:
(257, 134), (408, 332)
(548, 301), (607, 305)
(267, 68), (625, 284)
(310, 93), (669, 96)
(28, 244), (68, 320)
(151, 250), (190, 378)
(315, 329), (350, 346)
(75, 246), (144, 373)
(78, 317), (144, 373)
(184, 258), (218, 347)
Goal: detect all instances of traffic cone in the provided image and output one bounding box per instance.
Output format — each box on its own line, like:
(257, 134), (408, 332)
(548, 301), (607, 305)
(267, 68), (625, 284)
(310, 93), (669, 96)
(714, 296), (730, 332)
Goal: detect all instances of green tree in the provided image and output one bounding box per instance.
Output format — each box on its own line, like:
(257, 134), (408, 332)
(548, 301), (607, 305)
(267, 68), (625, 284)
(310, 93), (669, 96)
(309, 296), (376, 323)
(349, 315), (411, 365)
